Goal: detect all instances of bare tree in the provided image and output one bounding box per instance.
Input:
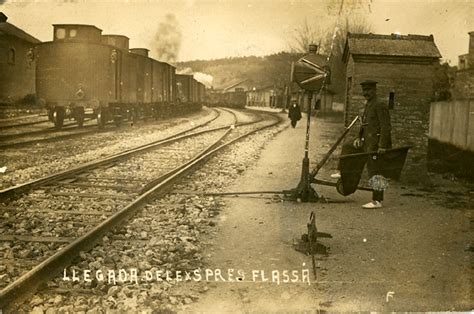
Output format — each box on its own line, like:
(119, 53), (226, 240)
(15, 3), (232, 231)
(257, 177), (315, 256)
(287, 0), (373, 101)
(324, 15), (372, 57)
(322, 0), (373, 53)
(288, 0), (373, 54)
(287, 19), (326, 53)
(323, 14), (372, 101)
(326, 0), (374, 16)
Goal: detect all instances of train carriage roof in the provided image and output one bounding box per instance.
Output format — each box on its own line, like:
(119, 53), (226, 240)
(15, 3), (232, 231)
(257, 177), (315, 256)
(53, 24), (102, 31)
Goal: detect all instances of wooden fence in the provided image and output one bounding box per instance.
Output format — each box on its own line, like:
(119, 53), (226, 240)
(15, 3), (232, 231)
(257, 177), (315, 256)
(429, 99), (474, 152)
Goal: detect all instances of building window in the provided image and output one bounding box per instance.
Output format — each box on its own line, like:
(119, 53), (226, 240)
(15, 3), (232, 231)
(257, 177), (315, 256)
(69, 29), (77, 38)
(8, 48), (15, 65)
(389, 92), (395, 109)
(56, 28), (66, 39)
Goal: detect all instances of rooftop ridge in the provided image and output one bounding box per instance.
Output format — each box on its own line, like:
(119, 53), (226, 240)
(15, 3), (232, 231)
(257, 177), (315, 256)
(0, 22), (41, 44)
(348, 32), (434, 41)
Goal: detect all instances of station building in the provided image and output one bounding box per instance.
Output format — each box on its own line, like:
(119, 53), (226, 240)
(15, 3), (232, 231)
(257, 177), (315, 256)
(453, 31), (474, 99)
(0, 13), (41, 103)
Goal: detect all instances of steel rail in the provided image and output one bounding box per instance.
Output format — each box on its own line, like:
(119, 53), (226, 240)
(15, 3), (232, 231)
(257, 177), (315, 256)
(0, 109), (218, 150)
(0, 108), (263, 201)
(0, 119), (95, 141)
(0, 109), (222, 199)
(0, 119), (50, 130)
(0, 111), (281, 310)
(0, 128), (103, 150)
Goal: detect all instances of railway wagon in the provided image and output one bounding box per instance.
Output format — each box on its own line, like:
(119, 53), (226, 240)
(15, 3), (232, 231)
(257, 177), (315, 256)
(176, 74), (192, 103)
(38, 25), (164, 129)
(37, 23), (202, 129)
(205, 89), (245, 109)
(222, 90), (247, 108)
(110, 35), (138, 126)
(152, 60), (176, 118)
(176, 74), (201, 113)
(191, 78), (203, 109)
(196, 82), (206, 104)
(129, 48), (153, 118)
(36, 24), (105, 128)
(191, 78), (198, 103)
(193, 80), (206, 104)
(37, 25), (138, 128)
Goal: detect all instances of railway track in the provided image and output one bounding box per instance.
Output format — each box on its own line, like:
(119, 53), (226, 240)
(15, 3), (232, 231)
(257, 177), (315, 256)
(0, 118), (95, 139)
(0, 113), (48, 127)
(0, 118), (50, 131)
(0, 109), (221, 192)
(0, 108), (225, 196)
(0, 108), (209, 150)
(0, 108), (281, 310)
(0, 118), (109, 150)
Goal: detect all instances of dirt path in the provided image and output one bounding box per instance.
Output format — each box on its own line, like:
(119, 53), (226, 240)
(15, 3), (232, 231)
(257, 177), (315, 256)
(190, 114), (472, 312)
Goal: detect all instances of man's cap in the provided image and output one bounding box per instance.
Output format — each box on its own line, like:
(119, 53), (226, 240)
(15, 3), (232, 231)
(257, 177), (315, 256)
(360, 80), (378, 88)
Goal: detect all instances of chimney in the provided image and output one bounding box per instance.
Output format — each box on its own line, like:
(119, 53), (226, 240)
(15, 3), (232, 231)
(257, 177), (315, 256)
(0, 12), (7, 23)
(469, 31), (474, 55)
(308, 44), (318, 54)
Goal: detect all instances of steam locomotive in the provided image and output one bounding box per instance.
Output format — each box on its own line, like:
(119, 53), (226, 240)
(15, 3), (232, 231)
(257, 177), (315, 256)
(36, 24), (205, 129)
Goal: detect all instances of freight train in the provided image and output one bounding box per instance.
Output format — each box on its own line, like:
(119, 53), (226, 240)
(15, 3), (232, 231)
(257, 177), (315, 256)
(35, 24), (205, 129)
(206, 89), (247, 109)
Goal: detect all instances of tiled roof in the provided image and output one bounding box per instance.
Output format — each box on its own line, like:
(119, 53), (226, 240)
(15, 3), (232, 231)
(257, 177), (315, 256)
(0, 22), (41, 44)
(343, 33), (441, 62)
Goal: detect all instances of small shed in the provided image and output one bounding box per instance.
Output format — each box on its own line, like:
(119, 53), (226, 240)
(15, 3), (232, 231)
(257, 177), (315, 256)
(343, 32), (441, 175)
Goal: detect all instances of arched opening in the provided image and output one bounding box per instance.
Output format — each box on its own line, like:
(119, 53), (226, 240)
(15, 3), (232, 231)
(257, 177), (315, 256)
(8, 47), (15, 65)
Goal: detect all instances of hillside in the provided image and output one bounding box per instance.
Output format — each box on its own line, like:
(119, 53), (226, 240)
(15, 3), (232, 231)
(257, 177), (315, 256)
(176, 52), (302, 90)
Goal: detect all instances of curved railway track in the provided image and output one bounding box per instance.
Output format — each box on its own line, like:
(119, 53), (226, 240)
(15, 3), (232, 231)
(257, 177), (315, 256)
(0, 108), (281, 310)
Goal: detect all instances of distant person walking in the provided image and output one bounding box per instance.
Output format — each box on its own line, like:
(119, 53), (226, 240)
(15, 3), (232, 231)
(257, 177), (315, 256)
(288, 101), (302, 128)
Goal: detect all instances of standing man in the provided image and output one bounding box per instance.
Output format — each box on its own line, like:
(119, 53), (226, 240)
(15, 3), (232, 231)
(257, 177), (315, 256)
(333, 80), (392, 208)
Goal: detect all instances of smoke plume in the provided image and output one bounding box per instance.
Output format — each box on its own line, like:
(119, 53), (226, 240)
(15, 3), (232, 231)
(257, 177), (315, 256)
(177, 67), (214, 88)
(193, 72), (214, 88)
(154, 14), (182, 63)
(176, 67), (193, 75)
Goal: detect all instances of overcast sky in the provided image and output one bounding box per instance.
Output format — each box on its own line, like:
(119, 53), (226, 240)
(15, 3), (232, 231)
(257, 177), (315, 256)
(1, 0), (472, 64)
